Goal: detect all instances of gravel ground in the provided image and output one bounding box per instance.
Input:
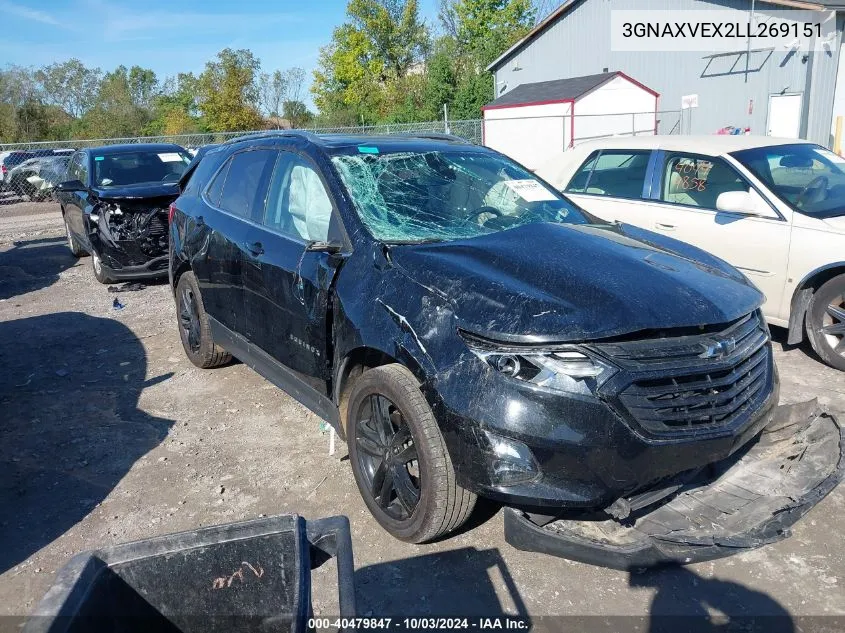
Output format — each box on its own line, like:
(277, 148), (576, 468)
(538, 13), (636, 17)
(1, 200), (843, 630)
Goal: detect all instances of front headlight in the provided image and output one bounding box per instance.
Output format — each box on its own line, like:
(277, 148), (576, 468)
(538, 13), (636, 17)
(461, 333), (616, 393)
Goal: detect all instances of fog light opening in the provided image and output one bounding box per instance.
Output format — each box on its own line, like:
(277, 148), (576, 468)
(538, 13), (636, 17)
(482, 430), (539, 486)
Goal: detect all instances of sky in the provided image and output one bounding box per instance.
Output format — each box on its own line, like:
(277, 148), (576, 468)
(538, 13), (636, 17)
(0, 0), (442, 109)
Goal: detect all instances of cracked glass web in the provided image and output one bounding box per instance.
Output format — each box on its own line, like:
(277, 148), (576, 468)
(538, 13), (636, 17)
(331, 150), (590, 243)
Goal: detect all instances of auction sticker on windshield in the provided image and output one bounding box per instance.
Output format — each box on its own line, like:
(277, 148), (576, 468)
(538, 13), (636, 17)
(158, 153), (185, 163)
(504, 179), (558, 202)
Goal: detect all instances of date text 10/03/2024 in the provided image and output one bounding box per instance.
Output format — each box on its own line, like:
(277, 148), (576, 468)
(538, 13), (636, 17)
(308, 617), (530, 630)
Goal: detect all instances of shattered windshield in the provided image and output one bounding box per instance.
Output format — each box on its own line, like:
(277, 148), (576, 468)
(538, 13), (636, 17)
(330, 147), (592, 242)
(93, 150), (192, 187)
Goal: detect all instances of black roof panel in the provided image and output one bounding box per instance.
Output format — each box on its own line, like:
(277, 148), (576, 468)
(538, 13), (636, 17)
(486, 72), (620, 108)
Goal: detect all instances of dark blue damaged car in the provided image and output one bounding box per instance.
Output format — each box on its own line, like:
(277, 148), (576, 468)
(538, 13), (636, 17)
(169, 132), (843, 569)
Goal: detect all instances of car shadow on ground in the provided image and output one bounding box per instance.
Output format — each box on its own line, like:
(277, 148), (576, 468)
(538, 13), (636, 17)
(0, 236), (79, 301)
(769, 325), (828, 367)
(0, 311), (174, 575)
(632, 565), (794, 633)
(354, 547), (528, 620)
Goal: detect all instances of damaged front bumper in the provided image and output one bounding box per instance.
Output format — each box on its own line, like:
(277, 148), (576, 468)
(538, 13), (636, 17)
(89, 200), (171, 280)
(504, 400), (843, 569)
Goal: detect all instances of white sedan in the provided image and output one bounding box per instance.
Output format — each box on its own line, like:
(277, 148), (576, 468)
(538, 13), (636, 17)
(537, 136), (845, 371)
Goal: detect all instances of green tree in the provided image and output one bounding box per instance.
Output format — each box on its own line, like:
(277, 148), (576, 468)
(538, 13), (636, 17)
(35, 59), (102, 118)
(282, 100), (314, 128)
(312, 0), (429, 124)
(82, 65), (154, 138)
(145, 73), (204, 135)
(422, 37), (458, 120)
(196, 48), (263, 132)
(447, 0), (534, 66)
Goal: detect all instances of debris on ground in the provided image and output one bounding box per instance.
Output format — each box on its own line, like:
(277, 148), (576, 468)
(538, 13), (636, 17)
(107, 282), (146, 293)
(112, 298), (125, 310)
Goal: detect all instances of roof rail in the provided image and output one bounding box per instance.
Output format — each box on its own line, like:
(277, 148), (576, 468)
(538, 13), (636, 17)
(224, 129), (321, 145)
(397, 132), (470, 144)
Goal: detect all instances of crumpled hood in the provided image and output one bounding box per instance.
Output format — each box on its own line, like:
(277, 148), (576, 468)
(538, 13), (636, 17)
(389, 222), (763, 342)
(91, 182), (180, 201)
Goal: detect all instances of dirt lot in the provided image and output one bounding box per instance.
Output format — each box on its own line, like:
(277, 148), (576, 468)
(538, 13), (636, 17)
(1, 199), (844, 629)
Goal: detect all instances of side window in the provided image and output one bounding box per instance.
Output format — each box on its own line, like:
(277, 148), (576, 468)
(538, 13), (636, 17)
(77, 155), (89, 186)
(205, 158), (231, 207)
(263, 152), (333, 242)
(661, 154), (749, 210)
(565, 152), (599, 193)
(217, 149), (277, 221)
(566, 150), (650, 200)
(68, 153), (85, 183)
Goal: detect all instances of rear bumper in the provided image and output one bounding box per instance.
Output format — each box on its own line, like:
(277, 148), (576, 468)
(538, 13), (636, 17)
(504, 401), (843, 569)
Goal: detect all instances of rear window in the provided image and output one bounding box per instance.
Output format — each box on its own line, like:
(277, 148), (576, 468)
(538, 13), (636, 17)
(565, 150), (651, 200)
(217, 149), (278, 221)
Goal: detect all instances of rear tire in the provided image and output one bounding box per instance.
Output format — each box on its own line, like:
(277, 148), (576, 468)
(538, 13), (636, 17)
(346, 364), (476, 543)
(175, 271), (231, 369)
(806, 274), (845, 371)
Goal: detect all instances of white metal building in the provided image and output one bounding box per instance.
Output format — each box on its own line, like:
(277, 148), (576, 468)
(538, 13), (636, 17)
(486, 0), (845, 148)
(482, 71), (659, 169)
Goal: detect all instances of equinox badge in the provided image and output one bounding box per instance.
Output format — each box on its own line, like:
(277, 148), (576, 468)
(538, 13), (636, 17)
(699, 338), (737, 360)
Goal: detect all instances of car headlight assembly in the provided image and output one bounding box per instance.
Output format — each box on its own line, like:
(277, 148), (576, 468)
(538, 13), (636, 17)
(462, 334), (616, 393)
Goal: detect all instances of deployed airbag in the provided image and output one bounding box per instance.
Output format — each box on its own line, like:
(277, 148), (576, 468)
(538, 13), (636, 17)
(505, 400), (843, 569)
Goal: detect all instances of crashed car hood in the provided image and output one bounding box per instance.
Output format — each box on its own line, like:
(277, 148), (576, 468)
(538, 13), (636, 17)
(91, 182), (179, 200)
(389, 222), (763, 342)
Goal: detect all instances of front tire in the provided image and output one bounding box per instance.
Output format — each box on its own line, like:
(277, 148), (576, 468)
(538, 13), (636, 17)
(806, 274), (845, 371)
(175, 271), (231, 369)
(91, 250), (115, 284)
(346, 364), (476, 543)
(63, 214), (85, 258)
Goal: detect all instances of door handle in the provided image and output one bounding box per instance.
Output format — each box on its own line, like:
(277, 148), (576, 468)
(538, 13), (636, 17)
(654, 222), (675, 231)
(243, 241), (264, 256)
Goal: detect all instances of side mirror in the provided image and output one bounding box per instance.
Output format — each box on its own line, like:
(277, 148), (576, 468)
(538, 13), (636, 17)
(716, 191), (760, 216)
(306, 240), (344, 254)
(55, 179), (86, 192)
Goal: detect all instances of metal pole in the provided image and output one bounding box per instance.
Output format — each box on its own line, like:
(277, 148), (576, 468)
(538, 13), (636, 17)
(444, 103), (450, 134)
(745, 0), (756, 83)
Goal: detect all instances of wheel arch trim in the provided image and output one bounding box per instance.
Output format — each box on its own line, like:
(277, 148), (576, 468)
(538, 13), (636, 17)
(788, 261), (845, 345)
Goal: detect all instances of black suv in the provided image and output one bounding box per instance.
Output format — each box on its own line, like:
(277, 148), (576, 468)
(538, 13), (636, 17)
(56, 143), (192, 283)
(169, 132), (841, 566)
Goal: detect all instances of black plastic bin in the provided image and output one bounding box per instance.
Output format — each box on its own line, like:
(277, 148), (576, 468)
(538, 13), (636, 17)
(24, 514), (355, 633)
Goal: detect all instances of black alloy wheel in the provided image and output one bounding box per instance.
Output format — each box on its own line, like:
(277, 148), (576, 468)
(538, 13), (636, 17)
(174, 271), (231, 369)
(179, 285), (202, 355)
(354, 394), (421, 521)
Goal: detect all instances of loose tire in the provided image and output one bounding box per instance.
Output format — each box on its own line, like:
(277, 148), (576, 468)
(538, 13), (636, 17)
(91, 250), (115, 284)
(175, 271), (231, 369)
(806, 274), (845, 371)
(346, 364), (476, 543)
(63, 213), (85, 258)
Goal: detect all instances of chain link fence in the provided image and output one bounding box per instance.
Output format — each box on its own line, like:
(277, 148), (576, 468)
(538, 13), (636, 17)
(0, 113), (681, 204)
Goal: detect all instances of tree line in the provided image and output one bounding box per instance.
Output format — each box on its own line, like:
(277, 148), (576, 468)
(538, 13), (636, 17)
(0, 0), (539, 143)
(0, 51), (311, 144)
